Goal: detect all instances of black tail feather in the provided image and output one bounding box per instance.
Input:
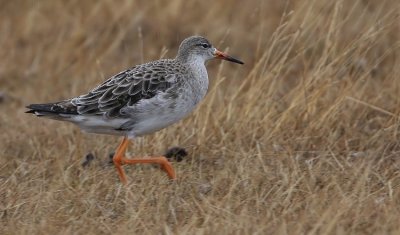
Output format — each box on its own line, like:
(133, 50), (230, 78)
(25, 109), (36, 114)
(26, 104), (56, 113)
(25, 101), (78, 115)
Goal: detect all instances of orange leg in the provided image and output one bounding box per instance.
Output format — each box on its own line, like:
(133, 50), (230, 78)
(112, 136), (176, 184)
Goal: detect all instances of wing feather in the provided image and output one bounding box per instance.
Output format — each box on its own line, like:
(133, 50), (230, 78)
(71, 60), (183, 117)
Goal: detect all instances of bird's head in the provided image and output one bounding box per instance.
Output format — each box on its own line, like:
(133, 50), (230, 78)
(176, 36), (244, 65)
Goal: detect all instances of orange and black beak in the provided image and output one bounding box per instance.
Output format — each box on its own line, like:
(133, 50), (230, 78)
(214, 49), (244, 65)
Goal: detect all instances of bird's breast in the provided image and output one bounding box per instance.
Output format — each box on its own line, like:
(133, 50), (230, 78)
(186, 64), (209, 105)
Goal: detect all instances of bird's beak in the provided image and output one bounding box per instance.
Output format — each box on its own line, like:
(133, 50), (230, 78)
(213, 49), (244, 65)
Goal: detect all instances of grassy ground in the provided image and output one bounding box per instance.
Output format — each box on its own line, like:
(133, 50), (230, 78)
(1, 0), (400, 234)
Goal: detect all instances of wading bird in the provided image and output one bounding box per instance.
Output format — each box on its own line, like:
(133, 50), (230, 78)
(27, 36), (244, 184)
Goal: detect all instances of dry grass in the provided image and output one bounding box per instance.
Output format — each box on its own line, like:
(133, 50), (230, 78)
(1, 0), (400, 234)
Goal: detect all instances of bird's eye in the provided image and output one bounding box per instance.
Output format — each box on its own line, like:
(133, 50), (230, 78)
(200, 43), (209, 48)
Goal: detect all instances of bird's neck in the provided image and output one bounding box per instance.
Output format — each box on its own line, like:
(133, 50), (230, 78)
(175, 53), (206, 66)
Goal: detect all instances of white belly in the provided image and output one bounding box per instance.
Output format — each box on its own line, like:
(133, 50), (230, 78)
(129, 78), (208, 137)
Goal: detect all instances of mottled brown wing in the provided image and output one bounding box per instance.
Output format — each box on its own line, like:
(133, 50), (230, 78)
(71, 62), (179, 117)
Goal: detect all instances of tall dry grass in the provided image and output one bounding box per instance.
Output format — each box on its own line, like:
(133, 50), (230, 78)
(1, 0), (400, 234)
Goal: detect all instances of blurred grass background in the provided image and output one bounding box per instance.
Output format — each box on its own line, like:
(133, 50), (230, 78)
(1, 0), (400, 234)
